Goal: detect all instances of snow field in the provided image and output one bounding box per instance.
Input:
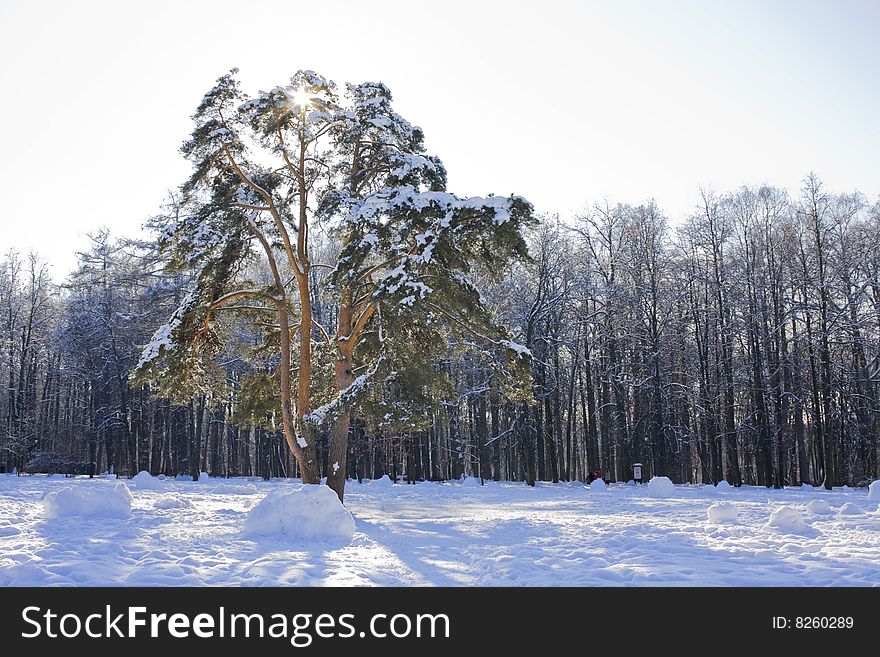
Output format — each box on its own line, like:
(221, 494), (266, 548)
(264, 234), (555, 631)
(1, 473), (879, 586)
(211, 484), (259, 495)
(153, 496), (195, 510)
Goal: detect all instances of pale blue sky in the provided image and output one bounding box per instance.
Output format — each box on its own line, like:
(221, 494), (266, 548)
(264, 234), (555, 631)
(1, 0), (878, 278)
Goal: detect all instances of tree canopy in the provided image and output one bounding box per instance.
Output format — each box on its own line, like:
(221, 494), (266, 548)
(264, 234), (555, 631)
(133, 69), (536, 500)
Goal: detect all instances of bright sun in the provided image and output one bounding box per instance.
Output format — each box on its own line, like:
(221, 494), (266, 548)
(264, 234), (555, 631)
(291, 89), (313, 109)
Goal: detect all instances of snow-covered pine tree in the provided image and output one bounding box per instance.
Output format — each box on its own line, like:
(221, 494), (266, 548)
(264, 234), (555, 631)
(133, 69), (535, 500)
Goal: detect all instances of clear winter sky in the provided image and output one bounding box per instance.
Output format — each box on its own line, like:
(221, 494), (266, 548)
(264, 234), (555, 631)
(1, 0), (878, 280)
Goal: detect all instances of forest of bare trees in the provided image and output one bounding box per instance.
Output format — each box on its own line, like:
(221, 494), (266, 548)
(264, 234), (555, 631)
(3, 176), (879, 489)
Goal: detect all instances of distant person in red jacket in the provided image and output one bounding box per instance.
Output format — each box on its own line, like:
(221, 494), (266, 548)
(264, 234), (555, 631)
(587, 469), (603, 484)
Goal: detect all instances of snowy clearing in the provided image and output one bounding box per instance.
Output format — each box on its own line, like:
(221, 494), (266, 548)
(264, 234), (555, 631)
(1, 474), (879, 586)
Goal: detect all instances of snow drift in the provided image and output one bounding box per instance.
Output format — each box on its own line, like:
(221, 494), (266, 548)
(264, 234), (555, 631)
(173, 472), (211, 482)
(371, 475), (395, 488)
(154, 496), (195, 510)
(211, 483), (259, 495)
(765, 506), (810, 534)
(129, 471), (162, 490)
(43, 483), (132, 520)
(243, 484), (355, 542)
(836, 502), (862, 518)
(867, 480), (880, 502)
(646, 476), (675, 498)
(707, 501), (738, 524)
(806, 499), (833, 515)
(589, 478), (608, 493)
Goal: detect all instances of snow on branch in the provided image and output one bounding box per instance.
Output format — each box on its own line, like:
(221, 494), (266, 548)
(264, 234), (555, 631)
(499, 339), (531, 358)
(303, 357), (384, 428)
(343, 185), (523, 226)
(134, 289), (198, 372)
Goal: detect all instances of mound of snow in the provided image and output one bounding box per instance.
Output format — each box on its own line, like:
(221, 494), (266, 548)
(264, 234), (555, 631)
(625, 480), (637, 486)
(867, 480), (880, 501)
(243, 484), (355, 542)
(589, 478), (608, 492)
(707, 501), (738, 524)
(154, 496), (195, 510)
(171, 472), (212, 482)
(806, 499), (833, 515)
(371, 475), (395, 488)
(837, 502), (862, 518)
(460, 477), (482, 488)
(211, 484), (259, 495)
(646, 476), (675, 498)
(43, 483), (132, 520)
(129, 471), (162, 490)
(766, 506), (810, 534)
(715, 480), (732, 490)
(800, 483), (814, 490)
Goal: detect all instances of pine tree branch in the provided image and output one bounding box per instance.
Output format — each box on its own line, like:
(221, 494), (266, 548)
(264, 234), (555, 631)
(220, 142), (304, 280)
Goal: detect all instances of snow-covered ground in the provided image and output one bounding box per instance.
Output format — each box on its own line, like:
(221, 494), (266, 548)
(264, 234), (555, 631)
(1, 473), (879, 586)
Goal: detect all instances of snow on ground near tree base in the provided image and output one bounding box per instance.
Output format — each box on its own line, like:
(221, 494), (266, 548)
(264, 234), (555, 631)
(1, 474), (880, 586)
(243, 485), (355, 542)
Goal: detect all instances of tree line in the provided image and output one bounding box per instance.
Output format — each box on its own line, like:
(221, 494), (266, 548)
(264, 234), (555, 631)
(3, 175), (878, 489)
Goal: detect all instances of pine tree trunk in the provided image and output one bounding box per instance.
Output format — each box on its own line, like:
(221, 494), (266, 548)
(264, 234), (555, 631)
(327, 295), (354, 501)
(277, 299), (320, 484)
